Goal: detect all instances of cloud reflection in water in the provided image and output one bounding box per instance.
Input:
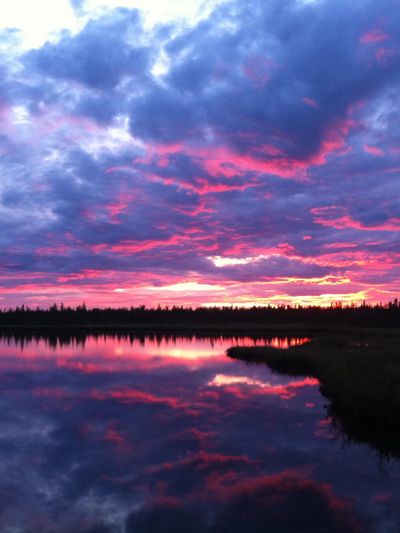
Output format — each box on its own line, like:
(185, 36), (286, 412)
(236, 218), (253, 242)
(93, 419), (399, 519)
(0, 335), (397, 531)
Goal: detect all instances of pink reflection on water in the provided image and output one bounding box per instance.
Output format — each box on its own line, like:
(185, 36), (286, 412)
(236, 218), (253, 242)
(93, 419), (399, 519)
(265, 337), (311, 349)
(0, 335), (311, 373)
(208, 374), (319, 400)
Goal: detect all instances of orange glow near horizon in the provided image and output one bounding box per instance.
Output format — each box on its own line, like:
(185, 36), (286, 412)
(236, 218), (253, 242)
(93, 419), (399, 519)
(0, 279), (392, 309)
(2, 239), (397, 309)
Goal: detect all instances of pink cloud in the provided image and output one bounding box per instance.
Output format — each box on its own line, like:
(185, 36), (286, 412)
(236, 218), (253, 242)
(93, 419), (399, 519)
(105, 191), (136, 222)
(359, 29), (390, 44)
(56, 360), (101, 373)
(323, 242), (359, 250)
(302, 97), (320, 109)
(375, 47), (396, 65)
(102, 423), (132, 452)
(91, 235), (188, 255)
(33, 387), (69, 399)
(36, 244), (73, 256)
(308, 119), (355, 165)
(311, 207), (400, 231)
(57, 270), (104, 283)
(242, 55), (276, 88)
(209, 374), (318, 401)
(124, 115), (355, 190)
(363, 144), (384, 156)
(147, 450), (256, 475)
(90, 388), (188, 410)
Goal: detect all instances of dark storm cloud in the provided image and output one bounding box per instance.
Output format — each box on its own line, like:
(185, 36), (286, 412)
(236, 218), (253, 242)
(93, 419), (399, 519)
(75, 94), (120, 125)
(130, 0), (400, 160)
(25, 8), (152, 90)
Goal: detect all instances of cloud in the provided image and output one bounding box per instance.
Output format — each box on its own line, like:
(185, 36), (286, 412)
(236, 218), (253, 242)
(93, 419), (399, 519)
(25, 8), (152, 91)
(1, 0), (400, 306)
(209, 471), (368, 532)
(70, 0), (85, 12)
(130, 0), (400, 163)
(126, 503), (206, 533)
(125, 472), (368, 533)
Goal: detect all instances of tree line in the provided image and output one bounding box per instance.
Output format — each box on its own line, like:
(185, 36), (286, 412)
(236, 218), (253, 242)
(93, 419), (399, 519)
(0, 300), (399, 328)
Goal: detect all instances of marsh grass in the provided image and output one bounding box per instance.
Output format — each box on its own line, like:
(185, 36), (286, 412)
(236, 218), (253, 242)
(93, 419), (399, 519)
(227, 333), (400, 457)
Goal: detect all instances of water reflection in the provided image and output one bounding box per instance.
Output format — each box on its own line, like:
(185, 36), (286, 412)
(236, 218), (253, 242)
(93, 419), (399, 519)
(0, 331), (310, 352)
(0, 333), (310, 371)
(0, 335), (398, 532)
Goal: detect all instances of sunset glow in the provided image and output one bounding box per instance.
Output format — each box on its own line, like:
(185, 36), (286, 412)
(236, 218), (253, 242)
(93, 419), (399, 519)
(1, 0), (400, 307)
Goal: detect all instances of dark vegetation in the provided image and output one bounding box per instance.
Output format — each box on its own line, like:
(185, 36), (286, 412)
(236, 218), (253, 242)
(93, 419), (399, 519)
(227, 332), (400, 458)
(0, 301), (399, 329)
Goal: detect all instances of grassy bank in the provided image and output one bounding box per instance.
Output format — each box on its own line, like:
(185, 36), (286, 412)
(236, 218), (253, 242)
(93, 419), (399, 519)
(227, 334), (400, 457)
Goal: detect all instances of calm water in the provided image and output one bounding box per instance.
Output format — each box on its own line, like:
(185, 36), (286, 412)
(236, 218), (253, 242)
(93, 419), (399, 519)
(0, 334), (399, 532)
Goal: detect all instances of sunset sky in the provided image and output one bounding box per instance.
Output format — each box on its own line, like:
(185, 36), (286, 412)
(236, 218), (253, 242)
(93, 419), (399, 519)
(0, 0), (399, 308)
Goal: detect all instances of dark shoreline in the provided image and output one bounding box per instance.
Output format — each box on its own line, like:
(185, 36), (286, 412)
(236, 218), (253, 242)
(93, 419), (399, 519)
(1, 322), (399, 338)
(227, 335), (400, 458)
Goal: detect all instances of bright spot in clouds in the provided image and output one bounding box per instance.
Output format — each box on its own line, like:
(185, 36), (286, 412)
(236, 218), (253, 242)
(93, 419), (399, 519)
(84, 0), (226, 26)
(209, 256), (262, 268)
(1, 0), (79, 48)
(146, 282), (225, 293)
(210, 374), (273, 388)
(0, 0), (226, 48)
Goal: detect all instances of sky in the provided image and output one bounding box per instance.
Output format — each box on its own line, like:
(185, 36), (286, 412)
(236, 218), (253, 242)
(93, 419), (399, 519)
(0, 0), (399, 308)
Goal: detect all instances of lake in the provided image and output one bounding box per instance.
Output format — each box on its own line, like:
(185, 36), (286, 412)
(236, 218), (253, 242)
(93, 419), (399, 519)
(0, 333), (398, 532)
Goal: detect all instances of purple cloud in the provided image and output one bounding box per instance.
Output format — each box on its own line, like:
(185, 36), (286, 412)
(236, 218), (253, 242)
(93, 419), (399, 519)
(0, 0), (399, 307)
